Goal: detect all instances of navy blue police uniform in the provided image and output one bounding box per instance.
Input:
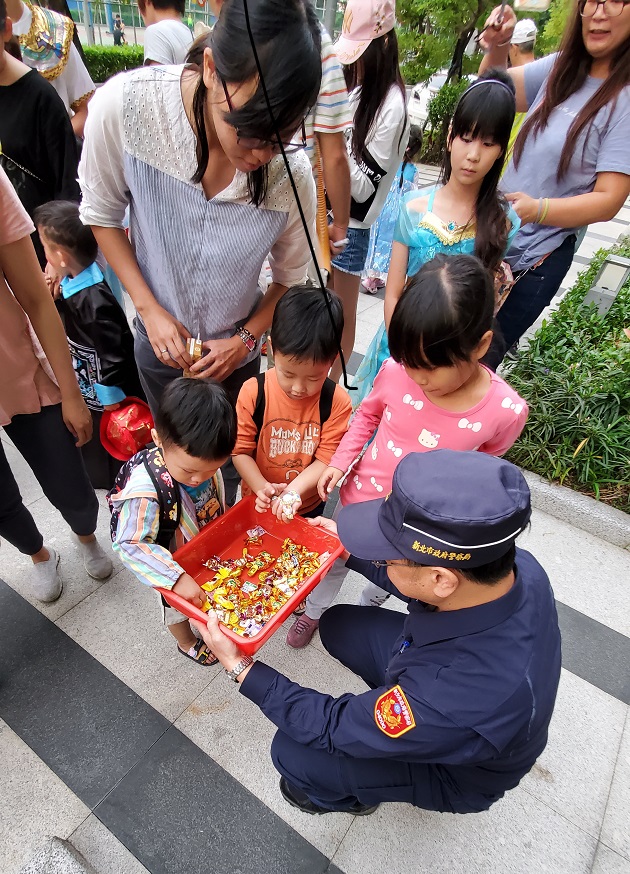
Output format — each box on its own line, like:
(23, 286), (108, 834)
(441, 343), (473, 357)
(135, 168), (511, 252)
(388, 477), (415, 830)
(238, 450), (562, 813)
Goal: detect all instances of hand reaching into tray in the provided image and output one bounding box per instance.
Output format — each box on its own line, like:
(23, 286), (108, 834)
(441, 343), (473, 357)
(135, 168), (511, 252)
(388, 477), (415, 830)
(172, 573), (205, 608)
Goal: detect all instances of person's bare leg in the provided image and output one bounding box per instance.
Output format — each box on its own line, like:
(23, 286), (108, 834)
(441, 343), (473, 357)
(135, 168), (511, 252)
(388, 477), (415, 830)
(329, 267), (361, 383)
(169, 620), (199, 652)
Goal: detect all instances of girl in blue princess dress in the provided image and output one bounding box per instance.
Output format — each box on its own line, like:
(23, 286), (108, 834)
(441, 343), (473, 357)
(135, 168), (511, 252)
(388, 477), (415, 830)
(361, 126), (424, 294)
(352, 70), (521, 405)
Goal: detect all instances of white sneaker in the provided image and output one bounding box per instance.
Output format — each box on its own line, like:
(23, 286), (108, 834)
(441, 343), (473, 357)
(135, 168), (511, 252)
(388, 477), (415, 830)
(73, 535), (113, 580)
(31, 547), (63, 603)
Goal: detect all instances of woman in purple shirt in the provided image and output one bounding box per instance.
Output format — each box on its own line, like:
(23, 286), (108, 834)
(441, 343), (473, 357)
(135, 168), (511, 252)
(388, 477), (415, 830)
(480, 0), (630, 365)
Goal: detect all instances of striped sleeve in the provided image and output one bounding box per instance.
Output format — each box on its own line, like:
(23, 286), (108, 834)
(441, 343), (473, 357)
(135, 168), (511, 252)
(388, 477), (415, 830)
(305, 27), (352, 163)
(112, 495), (185, 589)
(313, 29), (352, 135)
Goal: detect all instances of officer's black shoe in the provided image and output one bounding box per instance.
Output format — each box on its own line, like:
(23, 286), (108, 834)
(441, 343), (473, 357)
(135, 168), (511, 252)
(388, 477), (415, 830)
(279, 777), (379, 816)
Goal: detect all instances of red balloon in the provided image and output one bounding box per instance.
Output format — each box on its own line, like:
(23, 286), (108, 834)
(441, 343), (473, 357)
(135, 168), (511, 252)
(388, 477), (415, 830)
(100, 397), (154, 461)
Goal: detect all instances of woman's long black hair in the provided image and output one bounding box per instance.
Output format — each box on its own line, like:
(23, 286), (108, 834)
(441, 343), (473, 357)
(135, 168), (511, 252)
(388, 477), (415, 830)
(513, 2), (630, 180)
(440, 69), (516, 274)
(343, 29), (406, 163)
(189, 0), (321, 206)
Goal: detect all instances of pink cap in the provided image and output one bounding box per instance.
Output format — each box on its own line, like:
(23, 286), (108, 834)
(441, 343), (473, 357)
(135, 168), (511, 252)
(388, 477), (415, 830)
(333, 0), (396, 65)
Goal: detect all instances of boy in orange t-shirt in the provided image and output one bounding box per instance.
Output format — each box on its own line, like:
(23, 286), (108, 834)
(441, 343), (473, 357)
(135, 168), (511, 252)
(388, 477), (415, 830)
(233, 286), (351, 522)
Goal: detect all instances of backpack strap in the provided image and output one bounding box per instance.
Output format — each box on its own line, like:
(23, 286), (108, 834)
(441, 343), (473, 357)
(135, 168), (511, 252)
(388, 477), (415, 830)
(318, 377), (336, 429)
(251, 371), (334, 439)
(142, 447), (181, 550)
(251, 372), (267, 441)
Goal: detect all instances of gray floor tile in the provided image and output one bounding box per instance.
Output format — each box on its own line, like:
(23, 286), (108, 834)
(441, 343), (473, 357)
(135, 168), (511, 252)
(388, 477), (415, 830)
(592, 845), (630, 874)
(520, 670), (626, 839)
(556, 603), (630, 705)
(518, 510), (630, 637)
(601, 711), (630, 862)
(0, 580), (169, 809)
(56, 565), (221, 722)
(0, 495), (123, 623)
(94, 726), (331, 874)
(69, 815), (150, 874)
(0, 720), (89, 874)
(176, 630), (367, 858)
(331, 786), (597, 874)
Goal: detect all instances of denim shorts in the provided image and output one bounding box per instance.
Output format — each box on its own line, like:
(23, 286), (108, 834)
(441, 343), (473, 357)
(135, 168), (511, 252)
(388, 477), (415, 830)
(331, 226), (371, 276)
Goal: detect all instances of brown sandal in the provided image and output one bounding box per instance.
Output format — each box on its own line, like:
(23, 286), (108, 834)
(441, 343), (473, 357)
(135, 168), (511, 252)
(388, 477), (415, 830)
(178, 638), (219, 666)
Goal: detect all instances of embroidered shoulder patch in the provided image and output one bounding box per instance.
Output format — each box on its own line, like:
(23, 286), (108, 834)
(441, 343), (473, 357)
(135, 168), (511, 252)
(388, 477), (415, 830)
(374, 686), (416, 737)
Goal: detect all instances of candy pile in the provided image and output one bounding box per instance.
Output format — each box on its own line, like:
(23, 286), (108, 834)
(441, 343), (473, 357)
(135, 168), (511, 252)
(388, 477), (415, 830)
(198, 527), (326, 637)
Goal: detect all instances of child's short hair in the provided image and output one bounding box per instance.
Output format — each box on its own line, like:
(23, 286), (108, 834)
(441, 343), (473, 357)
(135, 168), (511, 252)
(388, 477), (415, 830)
(154, 378), (237, 460)
(270, 285), (343, 364)
(389, 254), (494, 369)
(34, 201), (98, 268)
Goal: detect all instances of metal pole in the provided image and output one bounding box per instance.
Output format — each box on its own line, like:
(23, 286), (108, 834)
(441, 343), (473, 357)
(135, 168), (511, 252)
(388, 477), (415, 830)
(82, 0), (94, 44)
(323, 0), (336, 36)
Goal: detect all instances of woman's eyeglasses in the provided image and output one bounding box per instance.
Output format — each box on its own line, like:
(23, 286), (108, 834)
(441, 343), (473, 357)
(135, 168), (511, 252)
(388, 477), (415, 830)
(219, 76), (307, 154)
(579, 0), (630, 16)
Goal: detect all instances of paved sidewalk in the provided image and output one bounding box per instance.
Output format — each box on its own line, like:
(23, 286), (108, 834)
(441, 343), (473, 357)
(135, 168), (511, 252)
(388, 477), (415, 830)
(0, 168), (629, 873)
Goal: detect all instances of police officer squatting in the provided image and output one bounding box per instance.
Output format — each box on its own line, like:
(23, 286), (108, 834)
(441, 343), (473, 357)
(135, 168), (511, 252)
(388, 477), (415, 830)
(196, 449), (562, 816)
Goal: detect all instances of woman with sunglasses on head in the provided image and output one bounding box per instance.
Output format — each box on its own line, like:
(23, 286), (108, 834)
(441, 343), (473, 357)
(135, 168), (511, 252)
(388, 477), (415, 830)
(479, 0), (630, 367)
(79, 0), (320, 500)
(328, 0), (409, 383)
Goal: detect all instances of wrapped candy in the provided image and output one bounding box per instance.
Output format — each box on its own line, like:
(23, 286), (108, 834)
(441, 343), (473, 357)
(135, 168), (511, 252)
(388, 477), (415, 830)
(198, 538), (321, 637)
(276, 490), (300, 520)
(244, 526), (266, 546)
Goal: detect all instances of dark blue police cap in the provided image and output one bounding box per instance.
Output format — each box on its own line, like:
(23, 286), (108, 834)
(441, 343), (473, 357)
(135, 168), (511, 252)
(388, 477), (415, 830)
(337, 450), (531, 568)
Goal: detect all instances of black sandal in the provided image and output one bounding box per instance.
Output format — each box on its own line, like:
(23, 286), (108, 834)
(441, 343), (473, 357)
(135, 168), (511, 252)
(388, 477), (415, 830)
(178, 638), (219, 666)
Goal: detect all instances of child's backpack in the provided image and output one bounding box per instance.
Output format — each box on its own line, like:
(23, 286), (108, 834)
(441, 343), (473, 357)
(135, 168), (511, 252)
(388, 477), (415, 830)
(106, 446), (181, 549)
(251, 372), (336, 437)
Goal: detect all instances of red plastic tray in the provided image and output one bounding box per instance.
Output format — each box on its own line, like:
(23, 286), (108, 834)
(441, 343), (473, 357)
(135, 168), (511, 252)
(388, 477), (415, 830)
(157, 495), (343, 654)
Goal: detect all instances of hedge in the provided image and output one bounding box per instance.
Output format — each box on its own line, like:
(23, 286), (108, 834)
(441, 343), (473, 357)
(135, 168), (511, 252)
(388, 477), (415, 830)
(83, 45), (144, 83)
(503, 238), (630, 512)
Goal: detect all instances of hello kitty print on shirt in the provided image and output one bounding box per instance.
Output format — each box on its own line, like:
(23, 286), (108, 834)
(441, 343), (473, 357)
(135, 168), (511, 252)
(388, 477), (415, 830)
(418, 429), (440, 448)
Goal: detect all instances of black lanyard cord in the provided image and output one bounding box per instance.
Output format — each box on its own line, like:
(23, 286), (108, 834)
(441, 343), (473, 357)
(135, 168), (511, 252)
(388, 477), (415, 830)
(242, 0), (355, 391)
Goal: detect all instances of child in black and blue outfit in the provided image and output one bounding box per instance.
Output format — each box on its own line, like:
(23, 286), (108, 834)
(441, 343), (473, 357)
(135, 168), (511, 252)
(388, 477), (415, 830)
(35, 201), (143, 488)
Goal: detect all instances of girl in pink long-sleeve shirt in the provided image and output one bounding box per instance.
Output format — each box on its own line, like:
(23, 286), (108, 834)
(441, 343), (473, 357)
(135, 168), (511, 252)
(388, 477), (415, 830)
(287, 253), (528, 648)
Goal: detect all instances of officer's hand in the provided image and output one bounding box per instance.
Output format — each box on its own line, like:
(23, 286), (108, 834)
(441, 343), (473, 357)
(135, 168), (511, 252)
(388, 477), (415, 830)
(193, 612), (247, 673)
(307, 516), (350, 561)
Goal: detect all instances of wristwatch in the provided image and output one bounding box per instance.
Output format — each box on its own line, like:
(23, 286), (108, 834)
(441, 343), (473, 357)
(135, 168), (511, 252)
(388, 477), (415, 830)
(225, 655), (254, 683)
(236, 326), (257, 352)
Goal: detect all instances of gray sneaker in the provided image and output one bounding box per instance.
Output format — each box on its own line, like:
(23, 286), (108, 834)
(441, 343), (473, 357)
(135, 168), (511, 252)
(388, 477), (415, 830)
(73, 535), (113, 580)
(31, 547), (63, 603)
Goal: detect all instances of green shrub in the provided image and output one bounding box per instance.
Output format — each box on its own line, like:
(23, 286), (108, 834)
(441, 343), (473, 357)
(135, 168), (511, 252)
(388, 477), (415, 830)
(83, 45), (144, 83)
(419, 78), (470, 165)
(502, 239), (630, 512)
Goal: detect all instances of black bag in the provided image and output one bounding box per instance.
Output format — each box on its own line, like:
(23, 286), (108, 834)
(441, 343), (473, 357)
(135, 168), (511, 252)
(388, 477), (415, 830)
(106, 446), (181, 549)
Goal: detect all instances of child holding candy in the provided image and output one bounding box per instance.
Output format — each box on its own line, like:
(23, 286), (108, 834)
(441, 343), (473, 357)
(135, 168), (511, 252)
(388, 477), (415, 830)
(287, 254), (528, 647)
(232, 285), (352, 524)
(109, 378), (237, 665)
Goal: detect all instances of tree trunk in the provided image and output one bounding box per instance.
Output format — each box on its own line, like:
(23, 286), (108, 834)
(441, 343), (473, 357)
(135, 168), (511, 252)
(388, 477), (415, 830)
(446, 0), (489, 83)
(447, 25), (475, 82)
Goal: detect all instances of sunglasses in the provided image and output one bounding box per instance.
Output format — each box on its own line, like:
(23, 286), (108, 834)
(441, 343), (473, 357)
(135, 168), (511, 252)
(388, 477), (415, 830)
(219, 75), (307, 154)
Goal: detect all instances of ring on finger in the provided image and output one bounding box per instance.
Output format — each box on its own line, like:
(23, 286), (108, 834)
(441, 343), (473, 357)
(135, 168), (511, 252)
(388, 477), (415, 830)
(161, 349), (169, 357)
